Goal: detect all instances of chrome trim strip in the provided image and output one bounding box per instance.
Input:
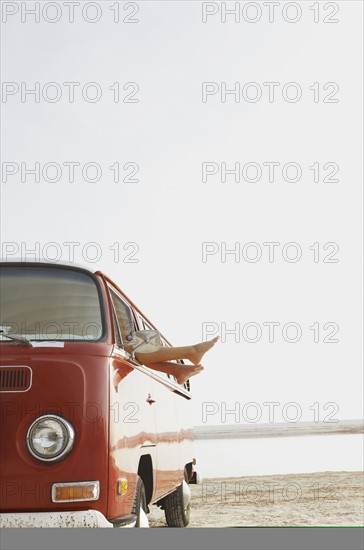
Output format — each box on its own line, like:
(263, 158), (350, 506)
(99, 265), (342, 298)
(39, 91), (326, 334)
(112, 347), (131, 360)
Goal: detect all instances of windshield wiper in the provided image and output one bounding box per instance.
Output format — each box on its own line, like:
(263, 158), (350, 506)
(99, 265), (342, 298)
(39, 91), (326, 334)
(0, 330), (33, 347)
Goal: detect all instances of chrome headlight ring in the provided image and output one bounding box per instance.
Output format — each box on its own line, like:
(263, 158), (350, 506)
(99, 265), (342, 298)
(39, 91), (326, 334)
(26, 414), (75, 462)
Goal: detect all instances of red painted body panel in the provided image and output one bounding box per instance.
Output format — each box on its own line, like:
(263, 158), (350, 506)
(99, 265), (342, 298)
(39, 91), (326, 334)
(0, 264), (195, 524)
(0, 343), (111, 514)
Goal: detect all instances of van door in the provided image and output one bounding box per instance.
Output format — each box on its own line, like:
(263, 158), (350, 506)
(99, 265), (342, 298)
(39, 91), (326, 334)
(136, 319), (184, 500)
(106, 287), (158, 520)
(145, 370), (181, 500)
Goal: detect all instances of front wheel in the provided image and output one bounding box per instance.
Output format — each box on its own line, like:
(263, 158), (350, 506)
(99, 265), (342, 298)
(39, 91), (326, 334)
(132, 475), (149, 527)
(163, 468), (191, 527)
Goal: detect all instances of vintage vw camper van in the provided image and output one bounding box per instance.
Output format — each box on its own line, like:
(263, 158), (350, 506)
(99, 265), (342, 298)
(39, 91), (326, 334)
(0, 261), (197, 528)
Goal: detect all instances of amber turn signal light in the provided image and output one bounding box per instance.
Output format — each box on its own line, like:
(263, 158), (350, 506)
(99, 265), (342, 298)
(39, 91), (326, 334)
(116, 478), (128, 496)
(51, 481), (100, 503)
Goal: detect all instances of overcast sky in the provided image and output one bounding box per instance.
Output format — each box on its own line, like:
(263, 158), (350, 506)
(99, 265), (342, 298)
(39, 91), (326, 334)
(1, 1), (363, 425)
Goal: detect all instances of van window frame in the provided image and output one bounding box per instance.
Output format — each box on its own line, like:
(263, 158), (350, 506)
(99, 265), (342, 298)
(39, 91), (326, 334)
(111, 302), (123, 349)
(136, 315), (187, 387)
(107, 285), (137, 352)
(107, 284), (191, 397)
(0, 262), (107, 343)
(137, 315), (171, 380)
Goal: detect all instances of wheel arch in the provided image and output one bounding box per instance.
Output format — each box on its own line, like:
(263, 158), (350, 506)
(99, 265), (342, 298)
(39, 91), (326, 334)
(137, 454), (154, 505)
(185, 461), (193, 482)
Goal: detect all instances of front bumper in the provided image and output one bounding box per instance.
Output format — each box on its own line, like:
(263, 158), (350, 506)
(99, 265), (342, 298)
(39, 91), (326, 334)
(0, 510), (120, 528)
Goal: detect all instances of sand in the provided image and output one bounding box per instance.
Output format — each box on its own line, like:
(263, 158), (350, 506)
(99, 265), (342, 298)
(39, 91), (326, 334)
(148, 471), (364, 527)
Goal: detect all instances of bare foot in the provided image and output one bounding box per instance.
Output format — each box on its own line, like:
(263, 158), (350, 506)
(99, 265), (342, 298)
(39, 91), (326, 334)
(188, 336), (220, 365)
(176, 364), (204, 385)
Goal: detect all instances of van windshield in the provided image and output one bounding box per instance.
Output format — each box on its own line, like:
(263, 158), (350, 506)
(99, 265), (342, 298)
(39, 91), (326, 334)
(0, 266), (104, 342)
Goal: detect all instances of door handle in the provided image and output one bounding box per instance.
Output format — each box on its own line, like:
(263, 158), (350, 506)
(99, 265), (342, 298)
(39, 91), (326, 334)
(146, 393), (156, 405)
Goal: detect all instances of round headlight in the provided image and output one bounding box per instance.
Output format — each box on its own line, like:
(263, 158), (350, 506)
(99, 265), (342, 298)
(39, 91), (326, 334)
(26, 415), (75, 461)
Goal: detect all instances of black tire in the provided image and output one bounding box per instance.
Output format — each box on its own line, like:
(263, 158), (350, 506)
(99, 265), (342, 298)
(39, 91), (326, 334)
(163, 468), (191, 527)
(132, 475), (149, 527)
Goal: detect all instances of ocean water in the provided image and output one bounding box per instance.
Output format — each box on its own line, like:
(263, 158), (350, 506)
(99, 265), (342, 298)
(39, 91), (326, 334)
(193, 434), (364, 478)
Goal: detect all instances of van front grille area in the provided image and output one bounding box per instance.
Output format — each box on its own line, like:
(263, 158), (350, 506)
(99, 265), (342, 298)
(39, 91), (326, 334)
(0, 366), (32, 392)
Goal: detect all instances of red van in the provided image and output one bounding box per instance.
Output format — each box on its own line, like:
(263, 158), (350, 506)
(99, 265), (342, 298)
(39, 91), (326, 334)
(0, 261), (196, 528)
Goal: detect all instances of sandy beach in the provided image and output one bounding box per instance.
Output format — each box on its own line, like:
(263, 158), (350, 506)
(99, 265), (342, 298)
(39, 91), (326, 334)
(148, 471), (364, 527)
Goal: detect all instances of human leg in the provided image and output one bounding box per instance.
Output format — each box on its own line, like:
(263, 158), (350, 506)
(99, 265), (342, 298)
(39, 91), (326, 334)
(135, 336), (219, 365)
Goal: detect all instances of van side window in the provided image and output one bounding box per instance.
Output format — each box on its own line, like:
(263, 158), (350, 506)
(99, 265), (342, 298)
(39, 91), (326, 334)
(142, 319), (153, 332)
(142, 319), (167, 348)
(137, 318), (173, 378)
(112, 307), (123, 348)
(109, 289), (136, 349)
